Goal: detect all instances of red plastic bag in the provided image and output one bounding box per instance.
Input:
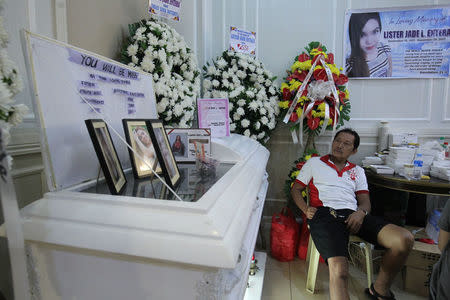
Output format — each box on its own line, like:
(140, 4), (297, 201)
(270, 207), (300, 262)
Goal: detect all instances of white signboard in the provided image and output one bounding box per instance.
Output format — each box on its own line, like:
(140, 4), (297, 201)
(197, 98), (230, 138)
(149, 0), (182, 21)
(23, 31), (158, 191)
(229, 26), (256, 55)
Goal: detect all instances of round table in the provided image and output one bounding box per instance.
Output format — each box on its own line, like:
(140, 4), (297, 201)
(365, 169), (450, 196)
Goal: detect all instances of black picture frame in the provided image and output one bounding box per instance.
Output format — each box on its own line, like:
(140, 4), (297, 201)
(122, 119), (161, 179)
(145, 119), (181, 189)
(85, 119), (127, 195)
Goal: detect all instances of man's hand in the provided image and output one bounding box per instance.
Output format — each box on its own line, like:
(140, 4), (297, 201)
(306, 206), (317, 220)
(345, 210), (365, 234)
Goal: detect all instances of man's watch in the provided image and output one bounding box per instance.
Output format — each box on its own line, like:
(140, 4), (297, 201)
(358, 208), (368, 216)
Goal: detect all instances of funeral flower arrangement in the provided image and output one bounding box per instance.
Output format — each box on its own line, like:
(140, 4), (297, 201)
(279, 42), (350, 140)
(283, 149), (319, 201)
(202, 51), (280, 143)
(0, 0), (28, 172)
(121, 18), (200, 127)
(0, 3), (27, 143)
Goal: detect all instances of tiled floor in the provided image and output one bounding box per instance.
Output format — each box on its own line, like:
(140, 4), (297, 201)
(261, 254), (427, 300)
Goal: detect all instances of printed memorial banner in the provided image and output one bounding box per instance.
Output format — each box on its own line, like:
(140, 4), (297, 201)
(229, 26), (257, 56)
(344, 6), (450, 78)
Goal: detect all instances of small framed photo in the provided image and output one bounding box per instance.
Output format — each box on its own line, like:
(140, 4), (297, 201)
(122, 119), (161, 178)
(145, 119), (181, 189)
(165, 128), (211, 162)
(85, 119), (127, 195)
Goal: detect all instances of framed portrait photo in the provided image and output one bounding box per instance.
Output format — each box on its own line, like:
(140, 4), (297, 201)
(165, 128), (211, 162)
(85, 119), (127, 195)
(122, 119), (161, 179)
(145, 119), (181, 189)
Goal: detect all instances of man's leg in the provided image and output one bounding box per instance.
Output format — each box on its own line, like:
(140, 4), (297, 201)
(373, 224), (414, 297)
(328, 256), (350, 300)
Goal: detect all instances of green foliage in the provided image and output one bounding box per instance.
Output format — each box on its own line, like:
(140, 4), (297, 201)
(283, 148), (320, 202)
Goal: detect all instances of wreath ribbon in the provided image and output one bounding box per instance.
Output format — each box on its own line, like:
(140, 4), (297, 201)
(282, 55), (322, 124)
(283, 54), (341, 147)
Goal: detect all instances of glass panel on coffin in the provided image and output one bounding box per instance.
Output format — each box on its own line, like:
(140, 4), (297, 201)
(80, 163), (235, 202)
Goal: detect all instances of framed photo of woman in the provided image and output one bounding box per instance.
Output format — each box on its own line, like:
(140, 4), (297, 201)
(85, 119), (127, 195)
(145, 119), (181, 189)
(122, 119), (161, 179)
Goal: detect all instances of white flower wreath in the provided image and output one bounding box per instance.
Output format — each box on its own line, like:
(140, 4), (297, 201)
(121, 18), (200, 127)
(203, 51), (280, 143)
(0, 7), (27, 136)
(0, 0), (28, 169)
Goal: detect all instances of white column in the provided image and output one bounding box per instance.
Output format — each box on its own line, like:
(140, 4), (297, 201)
(55, 0), (68, 42)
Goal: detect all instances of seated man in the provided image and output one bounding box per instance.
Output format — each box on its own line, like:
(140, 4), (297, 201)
(291, 128), (414, 300)
(429, 200), (450, 300)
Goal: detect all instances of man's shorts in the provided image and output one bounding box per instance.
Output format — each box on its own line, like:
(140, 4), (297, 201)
(307, 206), (390, 262)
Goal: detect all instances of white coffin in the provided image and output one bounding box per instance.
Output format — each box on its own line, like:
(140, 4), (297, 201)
(5, 134), (269, 299)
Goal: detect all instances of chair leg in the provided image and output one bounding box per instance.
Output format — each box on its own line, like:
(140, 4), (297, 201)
(306, 237), (320, 294)
(362, 242), (373, 288)
(306, 234), (312, 263)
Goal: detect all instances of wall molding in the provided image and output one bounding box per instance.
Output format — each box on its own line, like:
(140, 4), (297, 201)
(55, 0), (68, 42)
(425, 78), (433, 122)
(443, 77), (450, 122)
(7, 143), (41, 156)
(11, 165), (44, 179)
(26, 0), (37, 32)
(9, 126), (40, 146)
(221, 0), (226, 51)
(201, 0), (210, 66)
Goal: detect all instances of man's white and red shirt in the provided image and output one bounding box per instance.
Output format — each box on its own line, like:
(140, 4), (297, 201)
(295, 155), (369, 211)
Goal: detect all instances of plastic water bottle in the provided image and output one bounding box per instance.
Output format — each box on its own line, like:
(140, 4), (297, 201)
(413, 153), (423, 179)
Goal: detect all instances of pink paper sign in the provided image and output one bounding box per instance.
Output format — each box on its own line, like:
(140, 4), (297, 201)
(197, 98), (230, 138)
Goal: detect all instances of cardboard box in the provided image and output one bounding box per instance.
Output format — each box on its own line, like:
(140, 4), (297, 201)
(404, 266), (432, 297)
(403, 240), (440, 297)
(405, 240), (440, 270)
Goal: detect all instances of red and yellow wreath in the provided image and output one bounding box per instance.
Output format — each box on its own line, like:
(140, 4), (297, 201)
(279, 42), (350, 141)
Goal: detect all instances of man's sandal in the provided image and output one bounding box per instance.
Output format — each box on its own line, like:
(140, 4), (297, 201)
(364, 283), (396, 300)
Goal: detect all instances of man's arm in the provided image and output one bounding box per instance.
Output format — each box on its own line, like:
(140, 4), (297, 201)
(346, 192), (371, 234)
(291, 181), (317, 219)
(438, 229), (450, 252)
